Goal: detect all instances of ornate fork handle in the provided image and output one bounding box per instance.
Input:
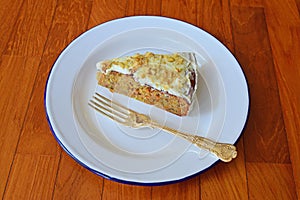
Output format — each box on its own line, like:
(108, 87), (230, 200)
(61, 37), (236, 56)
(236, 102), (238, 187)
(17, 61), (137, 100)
(150, 122), (237, 162)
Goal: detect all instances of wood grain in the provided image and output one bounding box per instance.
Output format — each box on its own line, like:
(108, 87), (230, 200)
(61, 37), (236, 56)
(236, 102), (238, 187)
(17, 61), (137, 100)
(151, 176), (200, 200)
(0, 0), (23, 54)
(198, 0), (234, 51)
(3, 154), (60, 199)
(43, 0), (94, 57)
(230, 0), (264, 7)
(161, 0), (197, 26)
(297, 0), (300, 14)
(264, 0), (300, 27)
(201, 141), (247, 200)
(16, 0), (93, 155)
(2, 0), (95, 199)
(247, 162), (297, 199)
(53, 152), (103, 199)
(126, 0), (161, 16)
(3, 0), (56, 56)
(231, 6), (290, 163)
(88, 0), (127, 29)
(101, 180), (151, 200)
(269, 25), (300, 199)
(265, 2), (300, 194)
(0, 56), (40, 197)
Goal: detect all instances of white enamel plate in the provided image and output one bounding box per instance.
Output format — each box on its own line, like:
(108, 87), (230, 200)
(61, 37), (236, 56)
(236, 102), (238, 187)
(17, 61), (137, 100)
(45, 16), (249, 185)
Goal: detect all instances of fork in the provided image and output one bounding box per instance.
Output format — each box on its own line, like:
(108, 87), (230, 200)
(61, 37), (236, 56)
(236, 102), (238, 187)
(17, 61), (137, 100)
(88, 92), (237, 162)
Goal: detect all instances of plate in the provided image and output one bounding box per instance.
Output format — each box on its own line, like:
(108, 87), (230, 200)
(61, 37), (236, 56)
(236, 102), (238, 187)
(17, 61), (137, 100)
(45, 16), (249, 185)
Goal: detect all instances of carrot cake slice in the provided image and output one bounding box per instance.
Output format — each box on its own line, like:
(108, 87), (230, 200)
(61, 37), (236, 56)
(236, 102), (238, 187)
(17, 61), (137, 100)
(96, 52), (198, 116)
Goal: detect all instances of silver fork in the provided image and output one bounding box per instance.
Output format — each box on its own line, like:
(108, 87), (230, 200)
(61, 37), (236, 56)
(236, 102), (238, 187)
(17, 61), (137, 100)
(89, 92), (237, 162)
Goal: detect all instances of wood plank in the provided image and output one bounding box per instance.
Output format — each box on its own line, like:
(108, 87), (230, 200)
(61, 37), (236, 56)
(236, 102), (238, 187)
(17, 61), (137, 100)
(3, 154), (60, 200)
(101, 180), (151, 200)
(161, 0), (197, 26)
(14, 55), (63, 155)
(264, 2), (300, 196)
(7, 0), (96, 199)
(0, 55), (41, 198)
(151, 176), (200, 200)
(43, 0), (94, 57)
(126, 0), (161, 16)
(247, 162), (297, 199)
(264, 0), (300, 27)
(296, 0), (300, 14)
(201, 139), (248, 200)
(0, 0), (24, 54)
(3, 0), (56, 56)
(16, 0), (93, 155)
(53, 152), (103, 199)
(88, 0), (127, 29)
(267, 24), (300, 200)
(230, 0), (264, 7)
(198, 0), (234, 55)
(230, 6), (290, 163)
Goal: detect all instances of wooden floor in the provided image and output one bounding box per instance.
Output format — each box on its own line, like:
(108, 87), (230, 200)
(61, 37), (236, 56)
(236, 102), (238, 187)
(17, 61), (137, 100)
(0, 0), (299, 199)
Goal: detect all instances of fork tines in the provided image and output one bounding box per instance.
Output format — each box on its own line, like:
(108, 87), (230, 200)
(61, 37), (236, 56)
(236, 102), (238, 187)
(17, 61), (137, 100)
(88, 92), (130, 123)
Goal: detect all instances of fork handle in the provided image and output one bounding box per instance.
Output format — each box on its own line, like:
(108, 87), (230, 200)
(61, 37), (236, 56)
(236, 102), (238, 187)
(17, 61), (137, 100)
(150, 123), (237, 162)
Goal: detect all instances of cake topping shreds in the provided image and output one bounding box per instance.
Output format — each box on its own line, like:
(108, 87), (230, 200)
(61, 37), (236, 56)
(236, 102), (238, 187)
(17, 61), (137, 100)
(96, 52), (198, 103)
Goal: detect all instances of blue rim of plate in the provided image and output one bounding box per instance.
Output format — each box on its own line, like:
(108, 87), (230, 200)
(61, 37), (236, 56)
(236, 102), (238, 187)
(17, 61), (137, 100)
(44, 16), (249, 186)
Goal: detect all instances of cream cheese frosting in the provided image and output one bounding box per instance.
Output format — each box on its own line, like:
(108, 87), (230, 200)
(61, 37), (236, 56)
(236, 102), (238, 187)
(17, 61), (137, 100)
(96, 52), (198, 103)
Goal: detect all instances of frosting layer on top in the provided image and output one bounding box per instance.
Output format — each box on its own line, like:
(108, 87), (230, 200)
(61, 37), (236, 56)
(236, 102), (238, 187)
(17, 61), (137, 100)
(96, 52), (198, 103)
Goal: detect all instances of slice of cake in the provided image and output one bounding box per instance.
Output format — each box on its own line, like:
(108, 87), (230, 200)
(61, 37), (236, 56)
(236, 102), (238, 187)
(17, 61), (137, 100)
(96, 52), (198, 116)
